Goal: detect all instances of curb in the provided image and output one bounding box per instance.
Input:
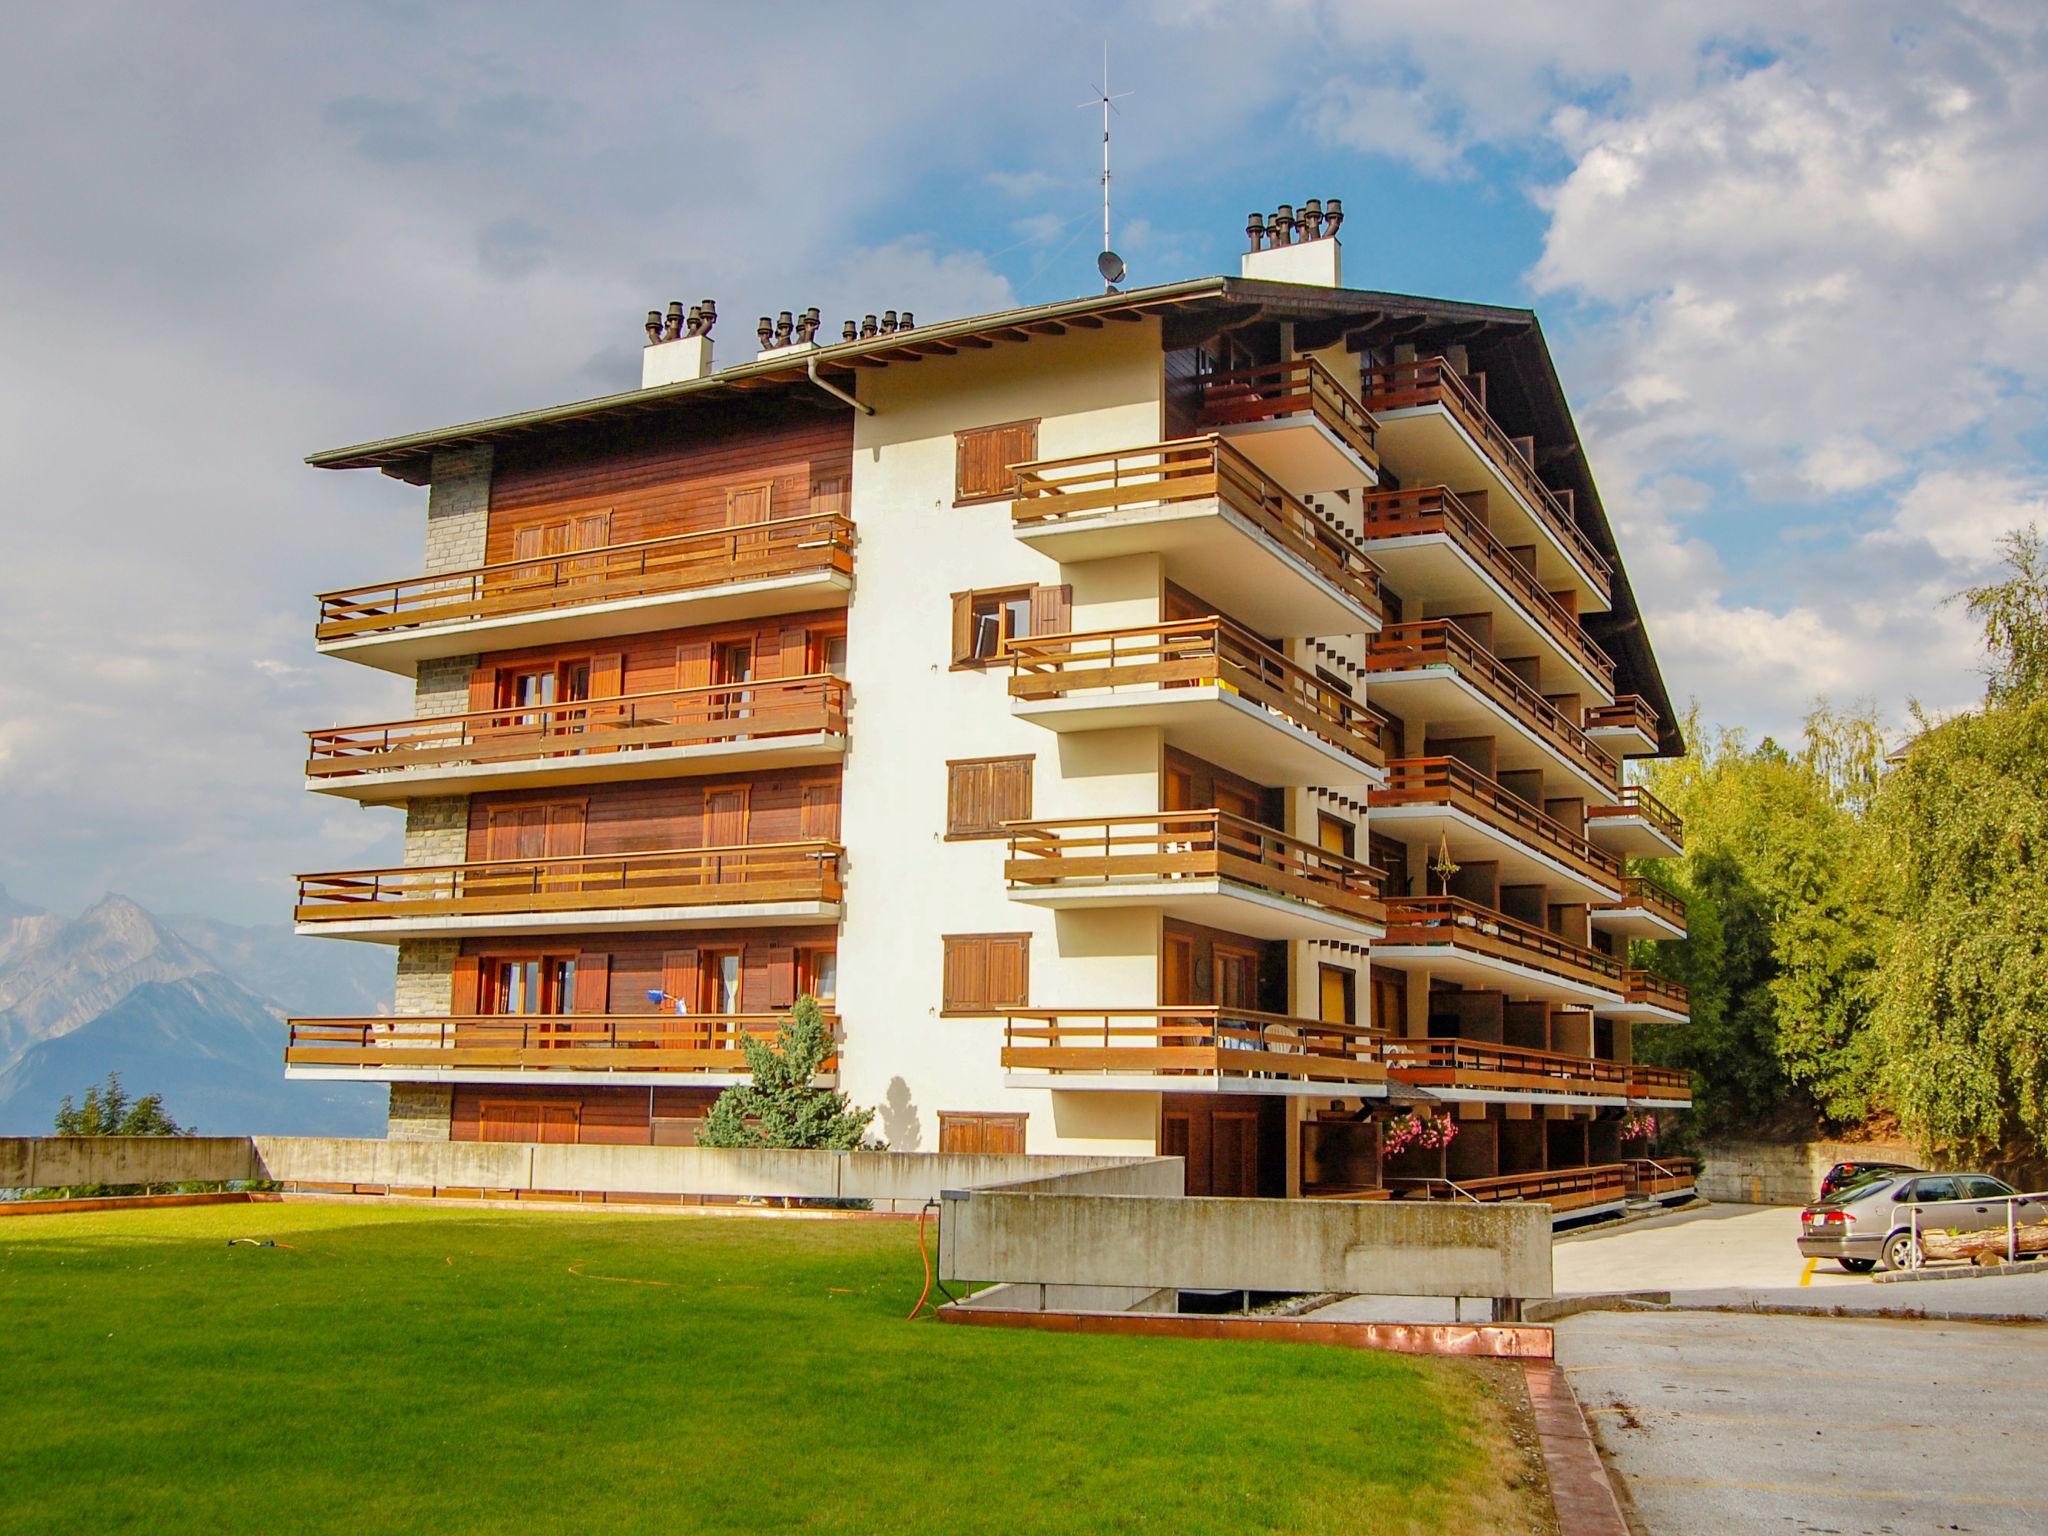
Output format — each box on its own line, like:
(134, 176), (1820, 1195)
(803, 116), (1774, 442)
(1522, 1360), (1629, 1536)
(1875, 1257), (2047, 1285)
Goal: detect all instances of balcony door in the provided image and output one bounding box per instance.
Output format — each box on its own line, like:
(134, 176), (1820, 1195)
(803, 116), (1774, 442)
(1215, 942), (1260, 1018)
(484, 954), (578, 1046)
(726, 482), (773, 561)
(500, 660), (591, 738)
(713, 641), (753, 728)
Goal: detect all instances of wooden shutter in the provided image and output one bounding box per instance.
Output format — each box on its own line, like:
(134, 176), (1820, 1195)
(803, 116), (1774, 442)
(779, 625), (809, 679)
(544, 802), (586, 858)
(811, 473), (848, 517)
(800, 782), (839, 841)
(590, 653), (624, 699)
(741, 949), (771, 1011)
(989, 757), (1032, 827)
(938, 1113), (979, 1154)
(981, 1114), (1026, 1155)
(1029, 583), (1072, 637)
(988, 935), (1029, 1008)
(513, 524), (545, 565)
(662, 949), (699, 1012)
(676, 640), (713, 690)
(572, 953), (610, 1013)
(451, 955), (482, 1014)
(950, 592), (976, 666)
(955, 421), (1038, 502)
(767, 945), (797, 1008)
(467, 666), (498, 713)
(946, 761), (990, 837)
(942, 936), (989, 1014)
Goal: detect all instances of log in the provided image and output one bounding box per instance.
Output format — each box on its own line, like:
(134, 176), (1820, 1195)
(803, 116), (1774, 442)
(1920, 1221), (2048, 1263)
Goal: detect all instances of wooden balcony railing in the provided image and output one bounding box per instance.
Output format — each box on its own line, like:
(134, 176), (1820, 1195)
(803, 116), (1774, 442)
(1386, 1164), (1631, 1211)
(1193, 357), (1380, 470)
(1006, 618), (1384, 768)
(284, 1013), (839, 1074)
(1366, 621), (1618, 793)
(1381, 896), (1624, 993)
(1360, 357), (1611, 595)
(1624, 969), (1691, 1016)
(1584, 694), (1659, 741)
(1005, 810), (1386, 927)
(1000, 1008), (1387, 1086)
(1586, 784), (1685, 847)
(1355, 486), (1616, 689)
(306, 676), (849, 783)
(1372, 757), (1621, 891)
(1625, 1156), (1698, 1198)
(1011, 436), (1386, 621)
(1627, 1065), (1693, 1102)
(1384, 1037), (1630, 1095)
(1600, 875), (1687, 930)
(315, 511), (856, 643)
(295, 842), (843, 925)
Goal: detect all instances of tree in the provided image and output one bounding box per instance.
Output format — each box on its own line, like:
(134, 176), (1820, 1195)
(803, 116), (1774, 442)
(1955, 523), (2048, 707)
(698, 997), (873, 1150)
(53, 1073), (188, 1137)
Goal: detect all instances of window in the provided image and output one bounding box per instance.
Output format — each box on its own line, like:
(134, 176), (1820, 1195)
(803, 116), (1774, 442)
(1317, 964), (1356, 1026)
(950, 584), (1071, 667)
(486, 956), (576, 1016)
(946, 756), (1033, 839)
(954, 419), (1039, 504)
(941, 933), (1030, 1014)
(938, 1111), (1027, 1154)
(800, 947), (838, 1001)
(1316, 812), (1356, 861)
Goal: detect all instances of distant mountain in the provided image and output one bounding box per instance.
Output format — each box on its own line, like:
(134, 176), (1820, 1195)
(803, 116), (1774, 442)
(0, 890), (385, 1137)
(161, 912), (390, 1017)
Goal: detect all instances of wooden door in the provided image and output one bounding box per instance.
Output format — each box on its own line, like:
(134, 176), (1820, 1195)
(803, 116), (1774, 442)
(705, 787), (748, 848)
(1210, 1111), (1261, 1197)
(1319, 964), (1355, 1025)
(1162, 931), (1197, 1005)
(727, 482), (773, 561)
(1215, 943), (1260, 1014)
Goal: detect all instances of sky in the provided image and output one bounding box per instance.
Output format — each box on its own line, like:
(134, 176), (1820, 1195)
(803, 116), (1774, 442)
(1, 1), (2044, 923)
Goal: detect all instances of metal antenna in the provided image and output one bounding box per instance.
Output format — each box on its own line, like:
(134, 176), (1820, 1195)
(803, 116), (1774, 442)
(1081, 43), (1134, 292)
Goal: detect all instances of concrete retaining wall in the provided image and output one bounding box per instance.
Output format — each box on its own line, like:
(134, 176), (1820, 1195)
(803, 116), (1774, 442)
(1697, 1138), (1921, 1205)
(0, 1136), (261, 1189)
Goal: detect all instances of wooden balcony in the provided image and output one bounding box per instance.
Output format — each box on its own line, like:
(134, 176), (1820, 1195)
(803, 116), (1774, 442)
(1007, 619), (1383, 788)
(1626, 1156), (1698, 1198)
(1360, 357), (1611, 607)
(1365, 621), (1619, 797)
(1388, 1163), (1631, 1214)
(1009, 437), (1385, 637)
(314, 512), (856, 672)
(1004, 810), (1386, 941)
(306, 677), (849, 802)
(1353, 486), (1617, 695)
(1583, 695), (1660, 758)
(1384, 1037), (1631, 1101)
(1584, 784), (1684, 857)
(1590, 875), (1687, 940)
(284, 1013), (838, 1086)
(1626, 1065), (1694, 1104)
(1192, 357), (1380, 490)
(1369, 756), (1622, 902)
(1375, 896), (1625, 1006)
(294, 842), (844, 941)
(1609, 968), (1691, 1024)
(999, 1008), (1388, 1093)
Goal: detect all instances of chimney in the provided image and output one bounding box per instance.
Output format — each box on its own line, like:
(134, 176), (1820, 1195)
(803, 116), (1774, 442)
(642, 297), (718, 386)
(1239, 196), (1343, 287)
(757, 305), (823, 361)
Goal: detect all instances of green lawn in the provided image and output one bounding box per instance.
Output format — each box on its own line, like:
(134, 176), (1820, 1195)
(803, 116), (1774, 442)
(0, 1202), (1549, 1535)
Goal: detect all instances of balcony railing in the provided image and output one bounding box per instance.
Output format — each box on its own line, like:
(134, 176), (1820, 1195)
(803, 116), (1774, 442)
(1626, 1156), (1698, 1198)
(1372, 757), (1621, 891)
(1385, 1037), (1629, 1096)
(295, 842), (843, 925)
(315, 511), (856, 644)
(1624, 969), (1691, 1016)
(1006, 618), (1384, 769)
(1586, 785), (1685, 847)
(1600, 875), (1687, 930)
(1627, 1064), (1693, 1102)
(1365, 621), (1618, 793)
(1584, 694), (1659, 743)
(1000, 1008), (1387, 1087)
(1381, 895), (1625, 993)
(1355, 486), (1616, 689)
(1360, 357), (1611, 596)
(284, 1013), (839, 1075)
(1005, 810), (1386, 927)
(306, 676), (849, 784)
(1387, 1164), (1631, 1211)
(1010, 436), (1386, 621)
(1193, 357), (1380, 470)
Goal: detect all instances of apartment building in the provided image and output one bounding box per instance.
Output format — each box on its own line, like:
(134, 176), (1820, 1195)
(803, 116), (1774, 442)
(288, 206), (1692, 1213)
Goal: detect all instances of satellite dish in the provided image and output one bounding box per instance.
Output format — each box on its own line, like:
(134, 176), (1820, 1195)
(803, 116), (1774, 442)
(1097, 249), (1127, 286)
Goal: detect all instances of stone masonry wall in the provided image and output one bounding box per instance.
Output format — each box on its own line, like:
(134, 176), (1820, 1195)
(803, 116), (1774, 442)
(423, 445), (491, 574)
(413, 653), (478, 718)
(1697, 1138), (1921, 1206)
(394, 938), (460, 1015)
(386, 1083), (455, 1141)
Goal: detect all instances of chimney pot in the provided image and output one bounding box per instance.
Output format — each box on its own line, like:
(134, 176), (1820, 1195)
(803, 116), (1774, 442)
(645, 309), (663, 344)
(899, 310), (913, 330)
(1246, 212), (1267, 252)
(1324, 199), (1343, 237)
(698, 299), (717, 336)
(1303, 198), (1324, 239)
(758, 315), (774, 348)
(842, 320), (858, 342)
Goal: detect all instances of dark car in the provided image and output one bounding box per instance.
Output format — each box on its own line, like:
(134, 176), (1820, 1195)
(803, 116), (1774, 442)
(1819, 1159), (1919, 1201)
(1799, 1171), (2043, 1272)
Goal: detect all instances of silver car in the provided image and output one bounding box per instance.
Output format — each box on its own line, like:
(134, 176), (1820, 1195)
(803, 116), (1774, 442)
(1797, 1171), (2043, 1273)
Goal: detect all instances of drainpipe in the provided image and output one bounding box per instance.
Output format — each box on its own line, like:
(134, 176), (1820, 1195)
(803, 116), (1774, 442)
(808, 353), (872, 415)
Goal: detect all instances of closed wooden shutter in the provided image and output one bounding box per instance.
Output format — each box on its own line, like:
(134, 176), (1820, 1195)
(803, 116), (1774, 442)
(990, 757), (1031, 827)
(942, 936), (988, 1014)
(938, 1112), (1027, 1154)
(543, 802), (586, 859)
(513, 524), (546, 566)
(1029, 583), (1072, 637)
(741, 949), (771, 1011)
(662, 949), (699, 1015)
(946, 757), (1031, 837)
(942, 934), (1029, 1013)
(590, 653), (624, 699)
(954, 420), (1039, 503)
(946, 761), (989, 836)
(572, 953), (610, 1013)
(677, 640), (713, 725)
(981, 1114), (1026, 1155)
(987, 935), (1029, 1008)
(779, 625), (809, 679)
(811, 473), (848, 517)
(451, 955), (482, 1014)
(467, 666), (497, 713)
(767, 945), (797, 1008)
(800, 782), (839, 840)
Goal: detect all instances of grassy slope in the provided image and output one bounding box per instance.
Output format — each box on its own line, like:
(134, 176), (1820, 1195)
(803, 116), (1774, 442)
(0, 1203), (1549, 1535)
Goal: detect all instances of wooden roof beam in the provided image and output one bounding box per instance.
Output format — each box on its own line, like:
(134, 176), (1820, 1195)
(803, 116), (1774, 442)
(1022, 321), (1068, 336)
(1066, 315), (1105, 329)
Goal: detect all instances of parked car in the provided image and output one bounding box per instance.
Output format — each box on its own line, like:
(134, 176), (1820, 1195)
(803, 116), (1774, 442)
(1798, 1171), (2043, 1272)
(1818, 1159), (1918, 1201)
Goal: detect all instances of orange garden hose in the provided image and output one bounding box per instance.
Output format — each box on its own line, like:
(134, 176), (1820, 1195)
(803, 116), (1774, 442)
(907, 1200), (937, 1320)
